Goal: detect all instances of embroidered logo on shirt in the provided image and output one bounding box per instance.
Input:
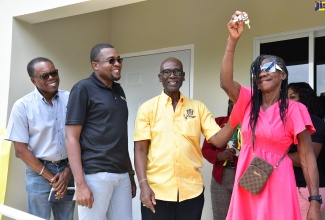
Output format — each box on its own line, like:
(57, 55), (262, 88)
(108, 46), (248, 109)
(120, 96), (127, 102)
(184, 109), (196, 120)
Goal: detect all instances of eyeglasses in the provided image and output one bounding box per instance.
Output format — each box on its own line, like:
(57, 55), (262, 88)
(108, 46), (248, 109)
(33, 69), (59, 81)
(160, 69), (184, 77)
(95, 57), (123, 65)
(260, 61), (283, 73)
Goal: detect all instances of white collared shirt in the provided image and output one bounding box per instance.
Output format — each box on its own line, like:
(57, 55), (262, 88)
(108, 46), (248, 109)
(5, 87), (69, 161)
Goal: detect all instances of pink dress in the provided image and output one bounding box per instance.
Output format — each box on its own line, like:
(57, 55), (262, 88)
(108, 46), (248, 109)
(226, 86), (315, 220)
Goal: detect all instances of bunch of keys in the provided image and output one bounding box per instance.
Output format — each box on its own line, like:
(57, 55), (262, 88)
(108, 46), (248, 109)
(232, 15), (251, 29)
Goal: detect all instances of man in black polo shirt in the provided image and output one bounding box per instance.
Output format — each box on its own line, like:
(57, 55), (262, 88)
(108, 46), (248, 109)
(65, 43), (136, 220)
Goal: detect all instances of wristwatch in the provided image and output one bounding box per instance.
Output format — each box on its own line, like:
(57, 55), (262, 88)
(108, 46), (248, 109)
(308, 195), (323, 204)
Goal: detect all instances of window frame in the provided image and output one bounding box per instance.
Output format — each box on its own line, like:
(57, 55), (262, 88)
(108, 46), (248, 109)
(254, 26), (325, 92)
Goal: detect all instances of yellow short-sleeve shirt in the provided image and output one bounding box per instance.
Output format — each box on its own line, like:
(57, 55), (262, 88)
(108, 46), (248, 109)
(134, 91), (220, 202)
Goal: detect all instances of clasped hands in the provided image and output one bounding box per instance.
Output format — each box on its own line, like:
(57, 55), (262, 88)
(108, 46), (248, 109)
(50, 167), (72, 199)
(217, 148), (236, 161)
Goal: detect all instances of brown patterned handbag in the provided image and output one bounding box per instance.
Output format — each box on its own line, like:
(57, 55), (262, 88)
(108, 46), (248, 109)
(238, 156), (273, 195)
(238, 149), (290, 195)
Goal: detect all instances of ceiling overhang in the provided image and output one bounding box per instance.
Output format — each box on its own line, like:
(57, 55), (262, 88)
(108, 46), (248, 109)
(14, 0), (146, 24)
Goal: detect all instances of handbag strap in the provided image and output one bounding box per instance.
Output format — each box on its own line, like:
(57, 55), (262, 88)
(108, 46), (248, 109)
(273, 147), (291, 169)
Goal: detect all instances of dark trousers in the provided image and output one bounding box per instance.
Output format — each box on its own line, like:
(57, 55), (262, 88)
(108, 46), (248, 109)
(141, 190), (204, 220)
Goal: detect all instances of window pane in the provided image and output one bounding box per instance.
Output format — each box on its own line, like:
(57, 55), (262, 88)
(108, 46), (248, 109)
(261, 37), (309, 85)
(287, 64), (309, 83)
(316, 36), (325, 95)
(317, 65), (325, 96)
(260, 37), (308, 65)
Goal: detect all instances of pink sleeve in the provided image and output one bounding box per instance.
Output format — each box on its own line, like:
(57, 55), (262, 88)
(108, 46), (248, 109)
(230, 86), (251, 128)
(287, 101), (316, 145)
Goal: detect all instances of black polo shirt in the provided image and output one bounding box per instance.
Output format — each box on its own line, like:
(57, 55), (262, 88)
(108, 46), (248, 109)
(66, 73), (129, 174)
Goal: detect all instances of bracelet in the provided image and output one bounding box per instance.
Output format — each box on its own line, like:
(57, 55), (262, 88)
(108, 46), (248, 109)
(50, 179), (57, 186)
(226, 50), (235, 52)
(138, 178), (147, 185)
(39, 165), (45, 175)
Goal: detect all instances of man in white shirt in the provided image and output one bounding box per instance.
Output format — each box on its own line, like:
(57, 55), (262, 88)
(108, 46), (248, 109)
(5, 57), (75, 220)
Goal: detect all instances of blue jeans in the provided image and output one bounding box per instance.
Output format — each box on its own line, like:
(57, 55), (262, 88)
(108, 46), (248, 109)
(25, 161), (75, 220)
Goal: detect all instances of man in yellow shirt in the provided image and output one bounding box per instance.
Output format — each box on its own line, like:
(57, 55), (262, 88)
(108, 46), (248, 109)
(134, 57), (235, 220)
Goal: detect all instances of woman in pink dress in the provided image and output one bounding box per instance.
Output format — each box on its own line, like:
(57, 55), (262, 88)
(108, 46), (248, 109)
(219, 11), (321, 220)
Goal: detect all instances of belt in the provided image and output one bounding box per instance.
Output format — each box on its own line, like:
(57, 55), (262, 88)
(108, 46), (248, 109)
(224, 161), (235, 168)
(39, 158), (68, 165)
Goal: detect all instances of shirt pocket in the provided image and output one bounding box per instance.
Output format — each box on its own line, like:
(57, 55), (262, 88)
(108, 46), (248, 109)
(183, 117), (197, 137)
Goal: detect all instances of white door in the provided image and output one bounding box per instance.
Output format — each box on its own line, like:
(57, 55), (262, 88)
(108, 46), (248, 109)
(119, 48), (192, 220)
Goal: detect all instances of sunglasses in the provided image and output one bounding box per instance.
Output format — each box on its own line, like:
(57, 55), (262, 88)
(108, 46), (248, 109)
(96, 57), (123, 65)
(33, 69), (59, 81)
(260, 61), (283, 73)
(160, 69), (184, 78)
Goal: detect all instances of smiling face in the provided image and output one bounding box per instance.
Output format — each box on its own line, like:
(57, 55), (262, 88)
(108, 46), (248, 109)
(92, 47), (122, 86)
(159, 58), (185, 96)
(257, 59), (287, 93)
(30, 61), (59, 99)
